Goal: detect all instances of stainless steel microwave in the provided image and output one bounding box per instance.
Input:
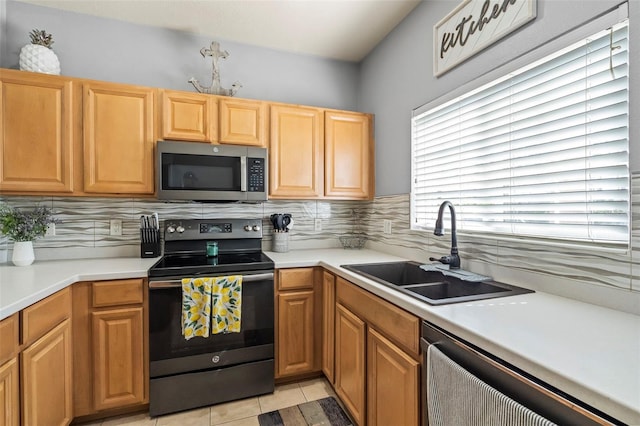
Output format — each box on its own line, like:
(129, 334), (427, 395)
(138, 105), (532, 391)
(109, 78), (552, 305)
(156, 140), (268, 202)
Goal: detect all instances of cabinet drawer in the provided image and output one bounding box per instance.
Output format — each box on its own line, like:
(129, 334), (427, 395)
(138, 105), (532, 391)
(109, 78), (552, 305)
(92, 279), (144, 308)
(278, 268), (315, 291)
(21, 287), (71, 345)
(0, 313), (19, 364)
(336, 277), (420, 358)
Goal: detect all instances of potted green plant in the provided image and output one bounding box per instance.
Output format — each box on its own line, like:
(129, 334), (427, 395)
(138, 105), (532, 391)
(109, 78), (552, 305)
(0, 204), (58, 266)
(19, 29), (61, 75)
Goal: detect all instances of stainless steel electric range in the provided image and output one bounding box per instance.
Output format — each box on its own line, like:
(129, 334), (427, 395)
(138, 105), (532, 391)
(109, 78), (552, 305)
(147, 218), (274, 417)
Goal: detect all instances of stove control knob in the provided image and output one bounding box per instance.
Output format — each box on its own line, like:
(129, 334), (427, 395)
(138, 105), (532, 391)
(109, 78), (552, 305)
(166, 225), (176, 233)
(176, 225), (185, 233)
(244, 225), (252, 232)
(253, 225), (261, 232)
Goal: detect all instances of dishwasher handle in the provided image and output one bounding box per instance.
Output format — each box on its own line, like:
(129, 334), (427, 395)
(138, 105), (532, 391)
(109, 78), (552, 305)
(149, 272), (274, 289)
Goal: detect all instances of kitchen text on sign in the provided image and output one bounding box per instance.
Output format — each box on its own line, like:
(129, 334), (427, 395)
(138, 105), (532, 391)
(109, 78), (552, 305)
(434, 0), (537, 76)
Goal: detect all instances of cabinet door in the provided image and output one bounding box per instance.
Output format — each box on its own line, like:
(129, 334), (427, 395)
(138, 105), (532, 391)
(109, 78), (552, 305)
(21, 319), (72, 426)
(0, 70), (74, 193)
(161, 90), (217, 142)
(92, 307), (145, 410)
(277, 290), (315, 377)
(83, 82), (155, 194)
(219, 98), (266, 146)
(0, 358), (19, 426)
(321, 271), (335, 383)
(325, 111), (372, 199)
(335, 303), (366, 426)
(269, 104), (324, 198)
(367, 328), (419, 426)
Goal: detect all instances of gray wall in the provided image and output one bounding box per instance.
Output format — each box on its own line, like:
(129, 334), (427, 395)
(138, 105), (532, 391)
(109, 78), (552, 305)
(360, 0), (639, 196)
(2, 0), (359, 111)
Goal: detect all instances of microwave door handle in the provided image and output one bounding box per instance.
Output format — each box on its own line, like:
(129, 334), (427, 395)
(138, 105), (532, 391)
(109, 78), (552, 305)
(240, 156), (247, 192)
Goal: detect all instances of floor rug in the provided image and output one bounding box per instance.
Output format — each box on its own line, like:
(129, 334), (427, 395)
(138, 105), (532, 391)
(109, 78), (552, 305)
(258, 396), (353, 426)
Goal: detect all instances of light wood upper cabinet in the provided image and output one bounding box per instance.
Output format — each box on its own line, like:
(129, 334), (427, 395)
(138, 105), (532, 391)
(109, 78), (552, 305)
(0, 69), (74, 193)
(269, 104), (324, 198)
(325, 110), (373, 200)
(219, 98), (267, 147)
(161, 90), (217, 143)
(83, 81), (155, 194)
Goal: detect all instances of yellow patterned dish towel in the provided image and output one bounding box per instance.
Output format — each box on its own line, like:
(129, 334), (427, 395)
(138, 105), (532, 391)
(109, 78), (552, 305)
(182, 277), (212, 340)
(211, 275), (243, 334)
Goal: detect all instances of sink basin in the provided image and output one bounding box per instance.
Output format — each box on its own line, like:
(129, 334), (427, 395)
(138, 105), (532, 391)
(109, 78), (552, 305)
(341, 261), (532, 305)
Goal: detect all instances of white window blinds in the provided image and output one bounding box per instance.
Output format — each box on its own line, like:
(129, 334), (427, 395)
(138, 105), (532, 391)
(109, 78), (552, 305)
(411, 20), (629, 246)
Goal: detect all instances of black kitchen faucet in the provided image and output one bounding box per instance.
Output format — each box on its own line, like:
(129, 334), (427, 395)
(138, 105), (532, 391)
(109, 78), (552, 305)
(429, 200), (461, 269)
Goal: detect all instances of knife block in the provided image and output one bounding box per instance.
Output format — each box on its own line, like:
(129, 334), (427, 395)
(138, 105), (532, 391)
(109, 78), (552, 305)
(140, 229), (161, 258)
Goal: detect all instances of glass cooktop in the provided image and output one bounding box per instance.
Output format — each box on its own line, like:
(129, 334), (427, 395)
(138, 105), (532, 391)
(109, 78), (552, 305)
(148, 251), (274, 278)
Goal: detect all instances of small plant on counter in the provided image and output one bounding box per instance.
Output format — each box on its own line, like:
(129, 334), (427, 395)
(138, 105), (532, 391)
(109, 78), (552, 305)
(0, 204), (58, 242)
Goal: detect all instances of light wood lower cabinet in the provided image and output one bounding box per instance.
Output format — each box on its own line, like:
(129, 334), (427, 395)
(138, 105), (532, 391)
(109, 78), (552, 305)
(73, 279), (147, 419)
(275, 268), (322, 379)
(0, 358), (19, 426)
(21, 319), (73, 426)
(321, 271), (336, 383)
(367, 328), (419, 426)
(335, 303), (366, 426)
(0, 289), (73, 426)
(333, 277), (421, 426)
(92, 307), (145, 410)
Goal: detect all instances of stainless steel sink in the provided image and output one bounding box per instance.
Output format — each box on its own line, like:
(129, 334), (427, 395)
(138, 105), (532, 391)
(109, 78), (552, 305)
(341, 261), (532, 305)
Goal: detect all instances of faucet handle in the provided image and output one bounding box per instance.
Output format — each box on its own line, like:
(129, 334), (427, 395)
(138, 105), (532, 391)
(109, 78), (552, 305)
(430, 255), (461, 269)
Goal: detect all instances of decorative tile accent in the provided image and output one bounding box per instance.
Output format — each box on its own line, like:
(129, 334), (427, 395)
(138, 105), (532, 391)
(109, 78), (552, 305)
(2, 174), (639, 297)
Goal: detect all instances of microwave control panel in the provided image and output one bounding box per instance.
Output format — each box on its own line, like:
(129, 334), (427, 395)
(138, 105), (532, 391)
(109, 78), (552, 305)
(248, 158), (265, 192)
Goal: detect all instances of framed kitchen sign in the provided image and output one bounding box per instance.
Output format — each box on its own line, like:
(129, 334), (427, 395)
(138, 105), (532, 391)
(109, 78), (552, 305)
(434, 0), (537, 76)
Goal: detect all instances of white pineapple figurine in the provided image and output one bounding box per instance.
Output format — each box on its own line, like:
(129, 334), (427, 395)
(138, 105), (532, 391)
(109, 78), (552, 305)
(19, 29), (61, 75)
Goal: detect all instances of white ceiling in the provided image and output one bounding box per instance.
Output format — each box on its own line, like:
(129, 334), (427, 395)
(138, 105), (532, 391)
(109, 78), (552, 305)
(15, 0), (422, 62)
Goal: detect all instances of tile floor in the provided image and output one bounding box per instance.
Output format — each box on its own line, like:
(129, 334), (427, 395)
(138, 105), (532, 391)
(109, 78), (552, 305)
(80, 377), (338, 426)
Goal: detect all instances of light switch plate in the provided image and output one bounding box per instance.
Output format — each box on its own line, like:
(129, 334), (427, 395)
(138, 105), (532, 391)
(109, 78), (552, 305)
(314, 218), (322, 231)
(383, 219), (392, 234)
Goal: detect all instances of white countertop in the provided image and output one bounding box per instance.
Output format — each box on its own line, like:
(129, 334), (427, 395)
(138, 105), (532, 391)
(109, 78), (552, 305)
(0, 257), (158, 319)
(0, 249), (638, 424)
(267, 248), (640, 425)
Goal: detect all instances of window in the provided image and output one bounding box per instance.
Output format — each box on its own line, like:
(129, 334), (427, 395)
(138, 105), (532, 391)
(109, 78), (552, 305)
(411, 20), (629, 247)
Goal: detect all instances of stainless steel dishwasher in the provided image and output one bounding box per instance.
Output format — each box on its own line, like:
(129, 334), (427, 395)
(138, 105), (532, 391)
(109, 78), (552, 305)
(421, 321), (623, 426)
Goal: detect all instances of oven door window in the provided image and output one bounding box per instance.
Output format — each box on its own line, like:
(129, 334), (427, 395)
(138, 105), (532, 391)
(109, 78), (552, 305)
(149, 278), (274, 362)
(161, 153), (241, 191)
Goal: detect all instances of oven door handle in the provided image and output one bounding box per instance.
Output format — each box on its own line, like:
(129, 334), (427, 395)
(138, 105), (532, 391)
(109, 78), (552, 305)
(149, 272), (274, 289)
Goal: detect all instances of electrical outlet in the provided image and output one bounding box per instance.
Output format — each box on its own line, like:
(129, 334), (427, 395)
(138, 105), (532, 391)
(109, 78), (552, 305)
(45, 223), (55, 237)
(383, 219), (392, 234)
(110, 219), (122, 236)
(314, 218), (322, 231)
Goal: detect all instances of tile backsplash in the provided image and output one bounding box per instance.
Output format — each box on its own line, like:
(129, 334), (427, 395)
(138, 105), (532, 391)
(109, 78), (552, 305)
(0, 197), (366, 262)
(2, 173), (639, 312)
